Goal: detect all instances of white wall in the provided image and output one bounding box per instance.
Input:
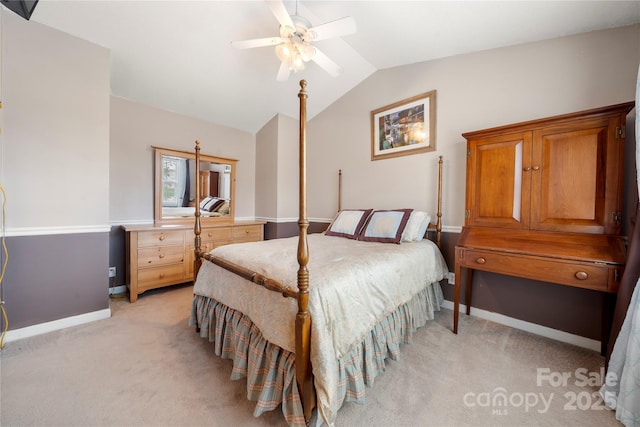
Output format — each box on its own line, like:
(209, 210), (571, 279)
(2, 12), (110, 233)
(307, 24), (640, 227)
(110, 96), (256, 224)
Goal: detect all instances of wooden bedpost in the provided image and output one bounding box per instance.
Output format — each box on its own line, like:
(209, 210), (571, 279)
(436, 155), (443, 248)
(194, 140), (203, 279)
(338, 169), (342, 212)
(295, 80), (315, 424)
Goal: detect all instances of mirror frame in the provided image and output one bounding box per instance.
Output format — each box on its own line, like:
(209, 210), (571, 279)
(153, 146), (237, 225)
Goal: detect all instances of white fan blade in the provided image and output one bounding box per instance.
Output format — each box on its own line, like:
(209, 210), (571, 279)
(308, 17), (356, 41)
(276, 61), (291, 82)
(311, 48), (343, 77)
(231, 37), (283, 49)
(266, 0), (295, 31)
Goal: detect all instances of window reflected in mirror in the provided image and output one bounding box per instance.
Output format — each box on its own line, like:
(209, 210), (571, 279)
(153, 146), (237, 224)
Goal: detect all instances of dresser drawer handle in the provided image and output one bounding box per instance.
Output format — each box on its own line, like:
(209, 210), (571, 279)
(159, 254), (165, 259)
(575, 271), (589, 280)
(245, 229), (250, 234)
(475, 257), (486, 264)
(208, 232), (213, 237)
(158, 234), (165, 241)
(159, 273), (165, 279)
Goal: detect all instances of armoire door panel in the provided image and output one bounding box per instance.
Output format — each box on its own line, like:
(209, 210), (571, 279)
(531, 120), (609, 233)
(466, 133), (531, 229)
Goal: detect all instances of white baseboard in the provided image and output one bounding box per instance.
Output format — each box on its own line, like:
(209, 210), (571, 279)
(441, 300), (601, 352)
(4, 308), (111, 344)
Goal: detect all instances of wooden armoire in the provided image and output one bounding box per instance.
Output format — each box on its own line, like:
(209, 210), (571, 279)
(454, 102), (635, 353)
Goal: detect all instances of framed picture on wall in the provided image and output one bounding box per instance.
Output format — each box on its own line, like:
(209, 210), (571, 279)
(371, 90), (437, 161)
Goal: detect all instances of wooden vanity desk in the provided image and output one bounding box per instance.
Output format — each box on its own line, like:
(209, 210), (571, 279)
(454, 102), (634, 353)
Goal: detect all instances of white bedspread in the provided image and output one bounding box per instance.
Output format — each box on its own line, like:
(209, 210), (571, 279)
(161, 206), (223, 217)
(193, 233), (449, 424)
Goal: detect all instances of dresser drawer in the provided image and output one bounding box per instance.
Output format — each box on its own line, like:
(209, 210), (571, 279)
(137, 229), (184, 247)
(137, 245), (184, 268)
(200, 227), (233, 244)
(460, 248), (611, 291)
(138, 264), (185, 289)
(233, 224), (262, 242)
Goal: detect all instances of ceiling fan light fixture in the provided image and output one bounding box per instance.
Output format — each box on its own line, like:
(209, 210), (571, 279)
(233, 0), (356, 81)
(275, 43), (291, 61)
(300, 44), (316, 62)
(291, 52), (305, 71)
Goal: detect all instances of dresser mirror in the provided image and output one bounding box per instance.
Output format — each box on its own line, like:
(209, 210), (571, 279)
(153, 146), (237, 224)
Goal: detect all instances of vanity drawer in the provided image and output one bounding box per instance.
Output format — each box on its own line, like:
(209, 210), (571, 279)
(137, 229), (184, 247)
(138, 264), (186, 288)
(233, 224), (263, 242)
(460, 248), (611, 291)
(137, 245), (184, 268)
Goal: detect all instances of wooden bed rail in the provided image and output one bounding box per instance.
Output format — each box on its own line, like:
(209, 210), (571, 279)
(201, 252), (298, 299)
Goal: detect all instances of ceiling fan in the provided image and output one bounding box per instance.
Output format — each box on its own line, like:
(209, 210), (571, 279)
(231, 0), (356, 81)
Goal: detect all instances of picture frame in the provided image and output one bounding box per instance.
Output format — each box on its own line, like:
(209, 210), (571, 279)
(371, 90), (436, 161)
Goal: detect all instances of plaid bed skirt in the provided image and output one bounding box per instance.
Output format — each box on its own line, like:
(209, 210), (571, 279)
(189, 281), (443, 426)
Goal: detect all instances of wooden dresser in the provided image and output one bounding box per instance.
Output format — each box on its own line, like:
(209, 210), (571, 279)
(124, 221), (264, 302)
(454, 102), (634, 352)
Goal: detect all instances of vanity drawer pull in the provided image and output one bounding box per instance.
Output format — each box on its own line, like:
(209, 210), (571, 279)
(475, 257), (486, 264)
(575, 271), (589, 280)
(158, 234), (166, 241)
(208, 232), (213, 237)
(159, 253), (165, 259)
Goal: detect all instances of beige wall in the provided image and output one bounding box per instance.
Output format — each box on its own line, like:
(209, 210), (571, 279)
(276, 114), (300, 220)
(255, 115), (278, 219)
(307, 24), (640, 227)
(2, 13), (110, 232)
(110, 97), (256, 224)
(255, 113), (300, 222)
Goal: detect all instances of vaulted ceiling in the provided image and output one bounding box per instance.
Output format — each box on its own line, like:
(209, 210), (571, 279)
(25, 1), (640, 133)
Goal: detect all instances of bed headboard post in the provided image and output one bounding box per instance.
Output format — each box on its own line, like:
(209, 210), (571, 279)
(436, 155), (443, 247)
(338, 169), (342, 212)
(194, 140), (203, 278)
(295, 80), (315, 422)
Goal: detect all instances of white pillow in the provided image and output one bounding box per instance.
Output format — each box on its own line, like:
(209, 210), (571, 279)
(401, 211), (432, 242)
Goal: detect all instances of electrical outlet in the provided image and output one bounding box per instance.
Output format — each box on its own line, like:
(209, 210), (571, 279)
(447, 272), (455, 285)
(108, 267), (116, 278)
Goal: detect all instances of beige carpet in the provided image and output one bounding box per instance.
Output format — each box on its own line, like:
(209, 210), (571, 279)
(1, 283), (621, 427)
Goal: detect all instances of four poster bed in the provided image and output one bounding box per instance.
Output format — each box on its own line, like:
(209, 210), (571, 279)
(189, 80), (448, 426)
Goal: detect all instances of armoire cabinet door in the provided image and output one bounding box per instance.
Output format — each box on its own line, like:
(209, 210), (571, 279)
(530, 116), (622, 234)
(465, 131), (532, 229)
